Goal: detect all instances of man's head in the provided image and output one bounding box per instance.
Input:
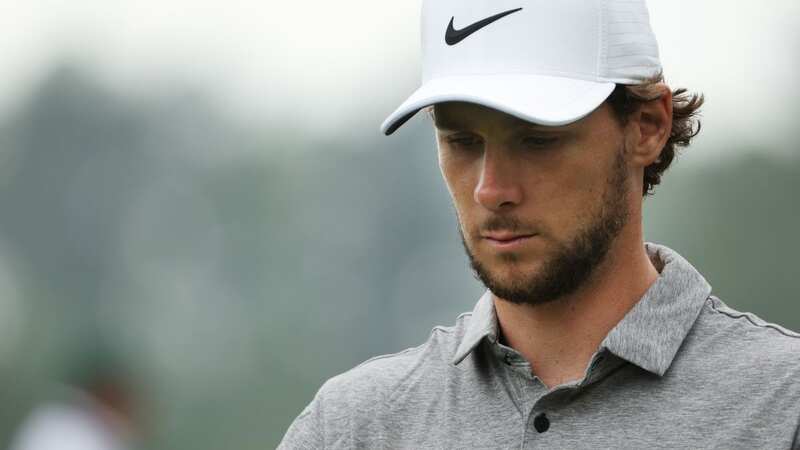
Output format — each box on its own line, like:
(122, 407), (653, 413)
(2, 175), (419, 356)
(430, 78), (680, 306)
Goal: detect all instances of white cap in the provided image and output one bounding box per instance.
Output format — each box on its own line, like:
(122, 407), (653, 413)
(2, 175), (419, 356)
(381, 0), (662, 135)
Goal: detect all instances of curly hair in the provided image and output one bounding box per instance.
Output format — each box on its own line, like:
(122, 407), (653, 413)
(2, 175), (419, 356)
(604, 72), (705, 197)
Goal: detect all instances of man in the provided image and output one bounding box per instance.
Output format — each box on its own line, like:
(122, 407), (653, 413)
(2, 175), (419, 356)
(279, 0), (800, 448)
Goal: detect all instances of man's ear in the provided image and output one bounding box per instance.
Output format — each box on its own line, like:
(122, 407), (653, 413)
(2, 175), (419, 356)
(626, 84), (672, 167)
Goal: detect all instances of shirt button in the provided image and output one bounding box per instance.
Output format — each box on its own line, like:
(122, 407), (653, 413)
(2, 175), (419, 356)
(533, 413), (550, 433)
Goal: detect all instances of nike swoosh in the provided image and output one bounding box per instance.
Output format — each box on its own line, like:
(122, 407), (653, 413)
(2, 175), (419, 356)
(445, 7), (523, 46)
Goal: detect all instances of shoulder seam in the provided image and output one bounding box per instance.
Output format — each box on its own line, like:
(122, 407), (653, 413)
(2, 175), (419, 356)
(350, 319), (463, 370)
(351, 339), (432, 371)
(707, 295), (800, 340)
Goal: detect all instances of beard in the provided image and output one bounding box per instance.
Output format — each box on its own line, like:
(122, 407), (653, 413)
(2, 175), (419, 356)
(458, 145), (631, 307)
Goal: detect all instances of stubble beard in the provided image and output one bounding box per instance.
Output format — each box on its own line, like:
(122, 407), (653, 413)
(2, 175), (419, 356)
(458, 146), (631, 308)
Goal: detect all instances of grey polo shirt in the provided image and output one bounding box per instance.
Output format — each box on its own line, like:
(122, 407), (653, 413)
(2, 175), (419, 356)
(278, 242), (800, 449)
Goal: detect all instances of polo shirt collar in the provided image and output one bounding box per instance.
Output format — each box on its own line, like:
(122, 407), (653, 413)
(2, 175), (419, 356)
(452, 289), (499, 366)
(451, 242), (713, 376)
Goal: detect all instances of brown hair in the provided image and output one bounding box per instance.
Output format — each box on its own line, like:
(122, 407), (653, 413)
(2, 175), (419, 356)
(604, 72), (705, 197)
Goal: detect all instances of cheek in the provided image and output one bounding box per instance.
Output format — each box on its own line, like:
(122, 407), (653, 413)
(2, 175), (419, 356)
(546, 168), (602, 222)
(439, 150), (477, 201)
(548, 152), (618, 231)
(515, 151), (607, 239)
(438, 153), (480, 232)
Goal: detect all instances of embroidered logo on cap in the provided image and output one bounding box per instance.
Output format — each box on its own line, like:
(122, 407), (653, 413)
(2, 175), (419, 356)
(445, 7), (523, 46)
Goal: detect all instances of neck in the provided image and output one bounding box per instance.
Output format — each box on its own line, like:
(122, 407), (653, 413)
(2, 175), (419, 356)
(493, 224), (660, 389)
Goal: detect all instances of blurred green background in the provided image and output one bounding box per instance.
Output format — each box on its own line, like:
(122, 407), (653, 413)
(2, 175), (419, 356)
(1, 1), (798, 449)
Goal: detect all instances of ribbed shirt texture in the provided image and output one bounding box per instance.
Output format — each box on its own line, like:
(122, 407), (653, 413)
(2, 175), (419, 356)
(278, 242), (800, 449)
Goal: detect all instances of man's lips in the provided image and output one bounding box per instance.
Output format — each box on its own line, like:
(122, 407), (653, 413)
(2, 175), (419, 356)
(482, 232), (536, 250)
(482, 232), (535, 242)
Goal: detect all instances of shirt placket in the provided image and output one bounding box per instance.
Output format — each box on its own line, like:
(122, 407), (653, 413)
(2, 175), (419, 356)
(493, 344), (614, 448)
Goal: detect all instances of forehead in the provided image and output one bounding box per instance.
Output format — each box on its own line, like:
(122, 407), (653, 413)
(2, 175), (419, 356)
(432, 101), (573, 132)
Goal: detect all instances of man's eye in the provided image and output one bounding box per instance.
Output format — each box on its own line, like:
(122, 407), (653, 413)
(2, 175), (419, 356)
(446, 136), (481, 147)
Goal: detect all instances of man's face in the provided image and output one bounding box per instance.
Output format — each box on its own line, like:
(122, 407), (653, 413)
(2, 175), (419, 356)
(434, 101), (633, 307)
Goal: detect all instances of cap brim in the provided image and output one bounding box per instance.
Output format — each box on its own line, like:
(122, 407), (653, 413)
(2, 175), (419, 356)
(380, 74), (616, 135)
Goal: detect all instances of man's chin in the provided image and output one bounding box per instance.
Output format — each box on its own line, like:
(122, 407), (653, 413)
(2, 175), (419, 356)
(475, 247), (544, 271)
(473, 257), (544, 288)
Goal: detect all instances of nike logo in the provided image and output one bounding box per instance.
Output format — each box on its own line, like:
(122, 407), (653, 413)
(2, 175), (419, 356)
(445, 7), (523, 46)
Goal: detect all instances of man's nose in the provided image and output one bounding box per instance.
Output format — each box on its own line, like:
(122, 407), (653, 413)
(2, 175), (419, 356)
(473, 146), (523, 211)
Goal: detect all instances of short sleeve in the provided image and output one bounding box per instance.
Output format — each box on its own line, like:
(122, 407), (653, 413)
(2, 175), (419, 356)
(276, 391), (325, 450)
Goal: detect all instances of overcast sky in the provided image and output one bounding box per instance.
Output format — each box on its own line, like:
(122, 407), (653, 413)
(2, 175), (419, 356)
(3, 0), (799, 163)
